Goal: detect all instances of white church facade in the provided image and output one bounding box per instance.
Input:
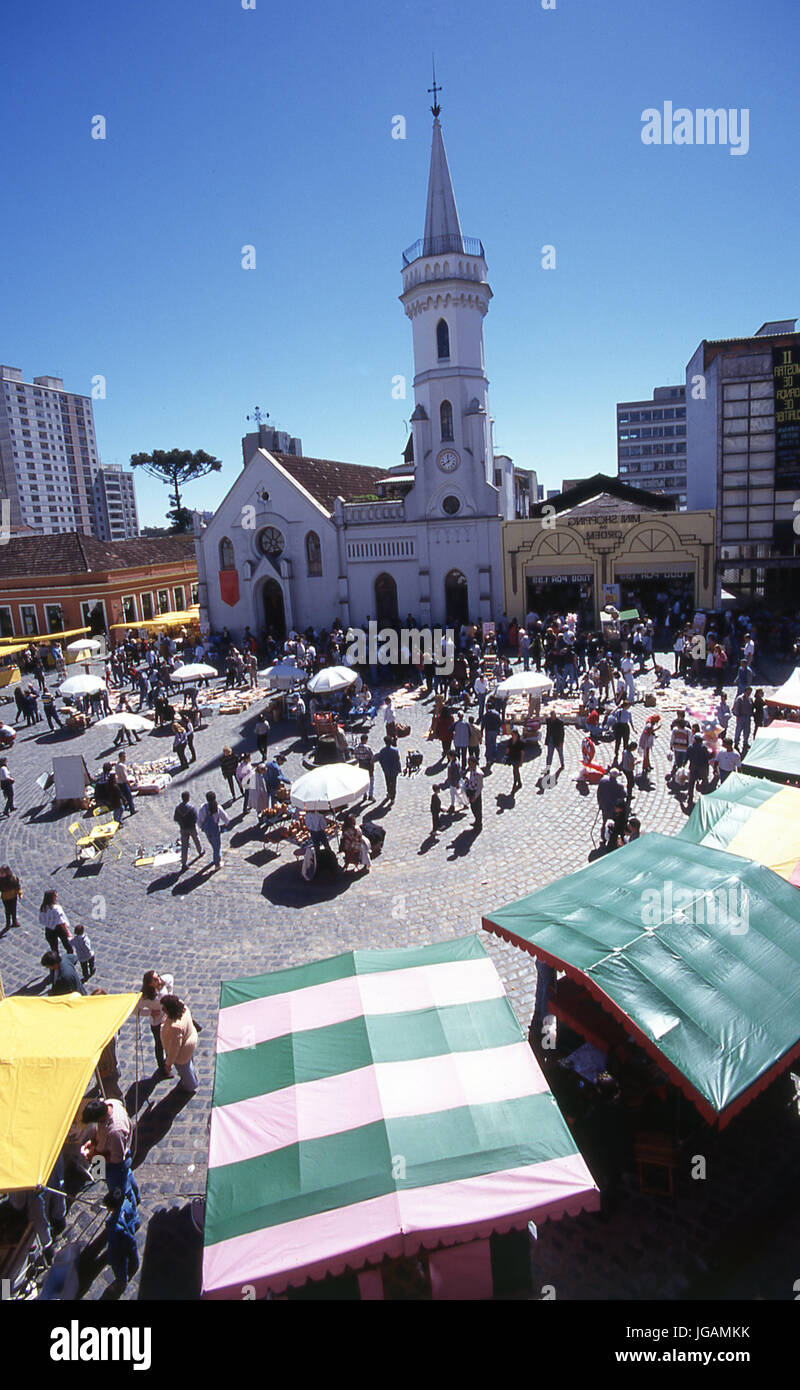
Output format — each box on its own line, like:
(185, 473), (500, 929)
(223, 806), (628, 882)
(194, 103), (528, 642)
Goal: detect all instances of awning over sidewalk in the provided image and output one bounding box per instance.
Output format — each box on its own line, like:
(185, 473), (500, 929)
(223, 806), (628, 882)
(677, 770), (800, 885)
(202, 936), (599, 1299)
(483, 834), (800, 1128)
(0, 993), (140, 1190)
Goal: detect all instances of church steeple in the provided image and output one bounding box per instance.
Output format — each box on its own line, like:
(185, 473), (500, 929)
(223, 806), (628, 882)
(423, 117), (464, 256)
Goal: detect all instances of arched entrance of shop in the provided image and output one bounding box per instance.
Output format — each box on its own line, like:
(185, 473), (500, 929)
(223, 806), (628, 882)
(444, 570), (469, 626)
(374, 573), (399, 625)
(262, 579), (286, 641)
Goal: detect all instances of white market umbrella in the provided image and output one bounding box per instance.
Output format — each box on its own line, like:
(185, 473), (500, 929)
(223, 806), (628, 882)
(290, 764), (369, 812)
(94, 712), (153, 733)
(170, 662), (218, 682)
(260, 661), (307, 689)
(67, 638), (102, 653)
(494, 671), (554, 699)
(59, 674), (107, 697)
(307, 666), (358, 695)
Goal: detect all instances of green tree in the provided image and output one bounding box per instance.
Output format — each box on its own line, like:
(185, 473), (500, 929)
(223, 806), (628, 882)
(130, 448), (223, 532)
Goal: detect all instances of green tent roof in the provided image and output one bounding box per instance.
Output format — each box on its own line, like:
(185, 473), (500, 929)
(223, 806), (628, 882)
(483, 833), (800, 1126)
(742, 729), (800, 783)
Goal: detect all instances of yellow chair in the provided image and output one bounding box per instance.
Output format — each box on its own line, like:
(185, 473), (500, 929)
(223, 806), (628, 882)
(67, 821), (105, 863)
(90, 809), (120, 843)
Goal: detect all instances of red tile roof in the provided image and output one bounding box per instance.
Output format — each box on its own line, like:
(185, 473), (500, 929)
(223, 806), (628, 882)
(270, 453), (389, 512)
(0, 532), (196, 578)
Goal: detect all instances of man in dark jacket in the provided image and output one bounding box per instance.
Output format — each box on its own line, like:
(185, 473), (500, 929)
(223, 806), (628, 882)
(544, 713), (565, 771)
(686, 734), (711, 808)
(174, 791), (204, 871)
(376, 737), (401, 804)
(41, 951), (86, 996)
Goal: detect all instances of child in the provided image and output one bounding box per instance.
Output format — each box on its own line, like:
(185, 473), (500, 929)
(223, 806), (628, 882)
(430, 786), (442, 835)
(72, 924), (95, 982)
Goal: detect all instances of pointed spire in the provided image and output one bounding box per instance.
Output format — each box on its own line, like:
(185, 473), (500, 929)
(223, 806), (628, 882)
(423, 116), (464, 256)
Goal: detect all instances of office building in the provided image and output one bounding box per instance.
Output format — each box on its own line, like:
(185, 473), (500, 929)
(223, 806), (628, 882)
(616, 386), (687, 506)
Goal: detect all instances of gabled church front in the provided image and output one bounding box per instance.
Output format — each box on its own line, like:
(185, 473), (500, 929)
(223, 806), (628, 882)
(195, 99), (522, 641)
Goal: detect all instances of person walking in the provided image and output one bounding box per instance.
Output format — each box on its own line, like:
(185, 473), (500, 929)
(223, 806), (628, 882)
(544, 712), (565, 772)
(0, 758), (15, 816)
(39, 889), (73, 955)
(172, 721), (189, 771)
(467, 715), (482, 764)
(160, 995), (199, 1093)
(382, 698), (398, 745)
(473, 671), (489, 722)
(197, 791), (229, 870)
(464, 757), (484, 832)
(638, 717), (657, 774)
(430, 786), (442, 835)
(41, 690), (63, 730)
(220, 746), (240, 801)
(184, 721), (197, 764)
(354, 734), (376, 800)
(612, 702), (634, 765)
(715, 738), (741, 785)
(72, 924), (96, 982)
(597, 768), (623, 844)
(174, 791), (204, 871)
(483, 701), (502, 769)
(445, 751), (468, 812)
(0, 865), (22, 929)
(686, 734), (711, 808)
(453, 713), (470, 771)
(254, 714), (270, 760)
(104, 770), (124, 824)
(114, 752), (137, 815)
(236, 752), (254, 813)
(376, 736), (401, 804)
(137, 970), (175, 1072)
(507, 728), (524, 794)
(259, 755), (291, 816)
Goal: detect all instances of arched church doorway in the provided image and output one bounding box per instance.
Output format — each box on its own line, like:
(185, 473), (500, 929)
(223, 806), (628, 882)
(444, 570), (469, 626)
(262, 579), (286, 641)
(374, 573), (399, 625)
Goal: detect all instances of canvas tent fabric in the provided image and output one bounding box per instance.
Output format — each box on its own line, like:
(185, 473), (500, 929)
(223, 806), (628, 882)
(742, 724), (800, 783)
(677, 770), (800, 886)
(0, 993), (140, 1191)
(482, 833), (800, 1128)
(766, 667), (800, 710)
(202, 935), (599, 1299)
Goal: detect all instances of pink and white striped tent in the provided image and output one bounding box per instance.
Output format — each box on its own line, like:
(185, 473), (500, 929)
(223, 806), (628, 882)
(202, 936), (599, 1299)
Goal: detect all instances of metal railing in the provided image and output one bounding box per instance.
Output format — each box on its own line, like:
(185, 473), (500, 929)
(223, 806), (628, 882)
(402, 235), (484, 266)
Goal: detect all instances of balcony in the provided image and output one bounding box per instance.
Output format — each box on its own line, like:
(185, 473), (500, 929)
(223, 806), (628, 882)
(342, 498), (406, 525)
(402, 234), (484, 267)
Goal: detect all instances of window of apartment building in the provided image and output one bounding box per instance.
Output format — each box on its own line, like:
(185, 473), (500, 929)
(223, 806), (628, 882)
(173, 587), (185, 611)
(190, 583), (199, 605)
(121, 595), (137, 623)
(20, 605), (39, 636)
(157, 590), (170, 614)
(45, 604), (64, 633)
(141, 592), (154, 620)
(0, 607), (14, 639)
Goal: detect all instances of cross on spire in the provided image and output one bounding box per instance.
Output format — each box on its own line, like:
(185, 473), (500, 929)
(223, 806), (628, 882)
(428, 59), (442, 118)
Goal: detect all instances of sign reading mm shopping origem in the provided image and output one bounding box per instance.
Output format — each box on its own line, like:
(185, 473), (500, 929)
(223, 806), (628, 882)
(774, 345), (800, 489)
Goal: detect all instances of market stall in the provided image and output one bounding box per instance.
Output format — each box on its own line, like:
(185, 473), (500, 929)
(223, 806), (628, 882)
(0, 643), (26, 687)
(202, 936), (599, 1300)
(742, 722), (800, 785)
(677, 769), (800, 886)
(765, 667), (800, 713)
(483, 833), (800, 1128)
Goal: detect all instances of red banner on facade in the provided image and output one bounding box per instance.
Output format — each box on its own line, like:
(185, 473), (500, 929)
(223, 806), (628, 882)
(219, 569), (239, 607)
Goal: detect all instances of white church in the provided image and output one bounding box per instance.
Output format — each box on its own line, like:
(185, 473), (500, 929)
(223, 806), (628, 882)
(194, 97), (534, 641)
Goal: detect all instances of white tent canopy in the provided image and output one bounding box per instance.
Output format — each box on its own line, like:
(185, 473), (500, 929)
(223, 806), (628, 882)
(66, 638), (102, 653)
(170, 663), (218, 682)
(59, 675), (106, 697)
(290, 765), (369, 812)
(493, 671), (553, 699)
(260, 661), (307, 689)
(766, 667), (800, 711)
(307, 666), (358, 695)
(94, 712), (152, 732)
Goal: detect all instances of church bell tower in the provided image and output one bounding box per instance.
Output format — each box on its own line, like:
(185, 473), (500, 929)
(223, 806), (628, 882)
(400, 84), (498, 523)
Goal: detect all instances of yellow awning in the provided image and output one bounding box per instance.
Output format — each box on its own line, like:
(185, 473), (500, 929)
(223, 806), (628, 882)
(0, 644), (29, 658)
(0, 627), (91, 646)
(110, 607), (200, 631)
(0, 993), (140, 1191)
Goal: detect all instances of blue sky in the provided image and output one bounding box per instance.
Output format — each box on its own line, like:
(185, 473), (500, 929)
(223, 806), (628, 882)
(2, 0), (797, 525)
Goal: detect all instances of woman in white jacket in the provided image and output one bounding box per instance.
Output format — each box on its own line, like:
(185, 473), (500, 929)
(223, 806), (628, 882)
(137, 969), (175, 1072)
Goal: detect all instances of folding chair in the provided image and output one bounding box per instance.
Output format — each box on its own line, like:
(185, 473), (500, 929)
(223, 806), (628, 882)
(67, 822), (105, 864)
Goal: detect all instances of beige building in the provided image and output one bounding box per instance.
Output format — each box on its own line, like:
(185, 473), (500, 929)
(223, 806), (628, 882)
(502, 475), (715, 629)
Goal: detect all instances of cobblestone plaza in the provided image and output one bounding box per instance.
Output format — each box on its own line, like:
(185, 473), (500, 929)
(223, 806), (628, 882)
(1, 657), (799, 1301)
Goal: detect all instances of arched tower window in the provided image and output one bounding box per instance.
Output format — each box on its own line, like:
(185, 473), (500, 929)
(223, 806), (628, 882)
(305, 530), (322, 576)
(436, 318), (450, 361)
(219, 537), (235, 570)
(440, 400), (454, 442)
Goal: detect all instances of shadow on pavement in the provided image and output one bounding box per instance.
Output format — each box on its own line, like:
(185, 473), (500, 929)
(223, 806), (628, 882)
(132, 1087), (193, 1168)
(137, 1202), (203, 1300)
(261, 861), (351, 906)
